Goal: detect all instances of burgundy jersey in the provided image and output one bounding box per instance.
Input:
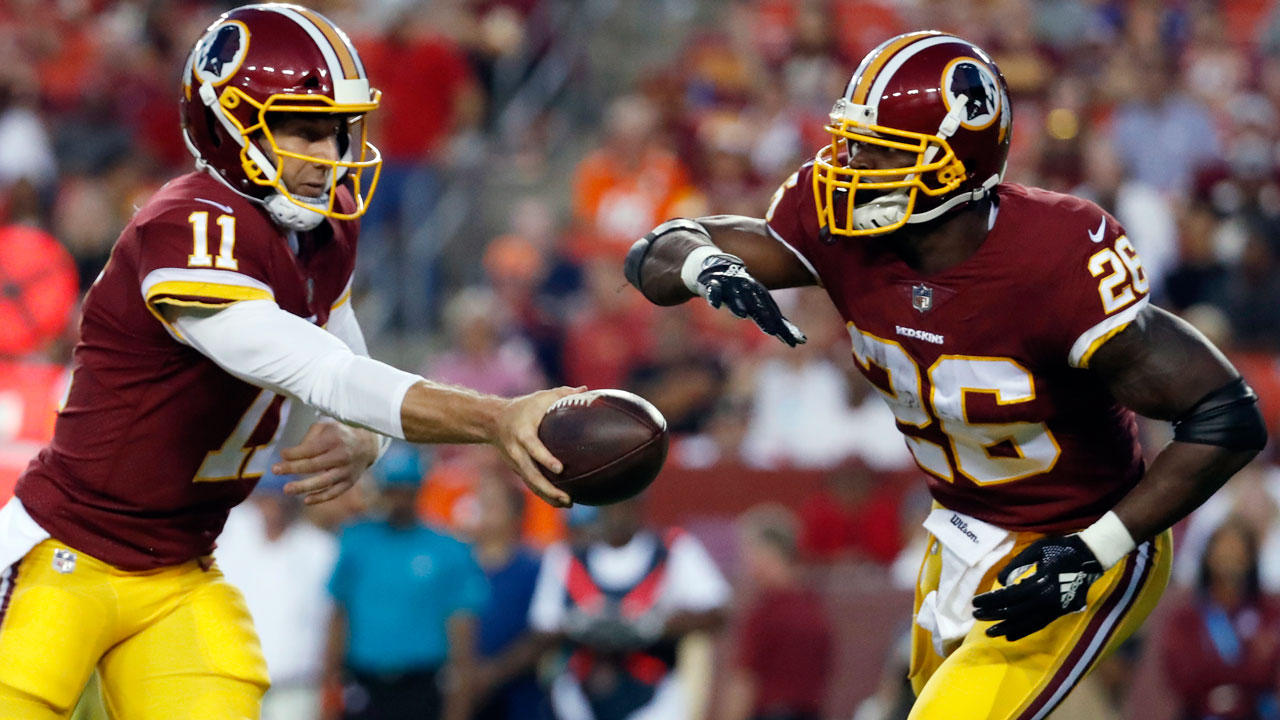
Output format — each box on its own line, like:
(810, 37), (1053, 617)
(766, 164), (1151, 532)
(17, 172), (359, 569)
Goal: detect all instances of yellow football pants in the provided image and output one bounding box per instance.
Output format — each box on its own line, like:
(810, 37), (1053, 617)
(908, 528), (1172, 720)
(0, 539), (268, 719)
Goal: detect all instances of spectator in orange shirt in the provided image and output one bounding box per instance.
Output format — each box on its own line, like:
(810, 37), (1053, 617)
(570, 95), (702, 260)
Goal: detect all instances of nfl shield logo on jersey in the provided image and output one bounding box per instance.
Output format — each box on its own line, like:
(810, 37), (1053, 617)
(912, 284), (934, 313)
(52, 548), (77, 574)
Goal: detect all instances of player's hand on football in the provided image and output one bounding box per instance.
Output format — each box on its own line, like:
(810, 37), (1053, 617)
(696, 254), (806, 347)
(971, 535), (1104, 642)
(274, 421), (380, 505)
(493, 386), (585, 509)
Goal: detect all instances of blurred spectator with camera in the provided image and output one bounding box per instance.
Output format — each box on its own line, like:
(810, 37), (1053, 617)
(1160, 521), (1280, 720)
(721, 504), (832, 720)
(324, 444), (488, 720)
(526, 496), (730, 720)
(216, 474), (339, 720)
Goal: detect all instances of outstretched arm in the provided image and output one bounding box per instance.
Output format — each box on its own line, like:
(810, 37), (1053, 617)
(163, 301), (579, 506)
(974, 305), (1266, 640)
(626, 215), (816, 304)
(624, 216), (815, 346)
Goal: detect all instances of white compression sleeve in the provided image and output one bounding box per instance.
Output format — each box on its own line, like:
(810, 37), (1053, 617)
(325, 292), (370, 357)
(169, 299), (422, 439)
(324, 293), (393, 457)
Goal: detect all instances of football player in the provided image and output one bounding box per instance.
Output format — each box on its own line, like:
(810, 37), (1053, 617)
(0, 5), (578, 719)
(624, 31), (1267, 719)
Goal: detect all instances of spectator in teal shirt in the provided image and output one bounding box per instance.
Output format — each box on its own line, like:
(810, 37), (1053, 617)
(324, 443), (489, 720)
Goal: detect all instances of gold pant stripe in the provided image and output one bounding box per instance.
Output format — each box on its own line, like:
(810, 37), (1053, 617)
(909, 529), (1172, 720)
(1014, 538), (1157, 720)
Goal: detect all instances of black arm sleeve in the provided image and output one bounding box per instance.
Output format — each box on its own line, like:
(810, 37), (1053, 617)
(1172, 377), (1268, 451)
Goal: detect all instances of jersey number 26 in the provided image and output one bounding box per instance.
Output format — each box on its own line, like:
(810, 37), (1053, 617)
(850, 323), (1061, 486)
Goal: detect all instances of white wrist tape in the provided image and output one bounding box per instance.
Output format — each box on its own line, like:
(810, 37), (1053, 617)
(1077, 511), (1136, 569)
(681, 245), (724, 295)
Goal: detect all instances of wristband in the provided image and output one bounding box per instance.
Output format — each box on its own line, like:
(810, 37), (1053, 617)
(1076, 511), (1136, 569)
(681, 245), (723, 295)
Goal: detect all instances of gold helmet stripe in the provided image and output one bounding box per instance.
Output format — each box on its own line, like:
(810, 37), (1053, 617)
(850, 31), (945, 105)
(294, 7), (361, 80)
(265, 5), (351, 83)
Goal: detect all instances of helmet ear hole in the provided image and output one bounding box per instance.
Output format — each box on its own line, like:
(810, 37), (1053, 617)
(303, 75), (321, 88)
(204, 108), (223, 148)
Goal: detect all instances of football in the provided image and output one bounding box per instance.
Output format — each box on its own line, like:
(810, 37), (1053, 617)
(537, 389), (669, 505)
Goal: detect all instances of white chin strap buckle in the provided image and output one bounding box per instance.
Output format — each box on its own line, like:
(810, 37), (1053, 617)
(265, 193), (328, 231)
(852, 190), (909, 231)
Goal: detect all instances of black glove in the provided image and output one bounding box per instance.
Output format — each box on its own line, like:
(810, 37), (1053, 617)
(696, 254), (807, 347)
(971, 535), (1103, 642)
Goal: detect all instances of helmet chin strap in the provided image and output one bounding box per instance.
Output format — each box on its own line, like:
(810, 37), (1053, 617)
(852, 191), (909, 231)
(264, 192), (328, 231)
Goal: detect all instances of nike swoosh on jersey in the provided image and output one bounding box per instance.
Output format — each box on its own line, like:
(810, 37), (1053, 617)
(1088, 217), (1106, 243)
(195, 197), (235, 214)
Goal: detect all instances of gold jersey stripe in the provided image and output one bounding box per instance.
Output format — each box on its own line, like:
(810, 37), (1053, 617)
(851, 31), (940, 104)
(1076, 319), (1135, 369)
(331, 286), (352, 311)
(295, 7), (360, 80)
(146, 281), (274, 304)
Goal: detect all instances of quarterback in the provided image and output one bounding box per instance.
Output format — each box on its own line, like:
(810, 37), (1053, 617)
(625, 32), (1267, 719)
(0, 4), (577, 719)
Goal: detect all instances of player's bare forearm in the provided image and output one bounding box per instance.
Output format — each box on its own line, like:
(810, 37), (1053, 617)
(1089, 306), (1266, 542)
(626, 216), (812, 346)
(399, 380), (506, 444)
(630, 221), (717, 306)
(630, 215), (815, 305)
(1116, 441), (1256, 542)
(698, 216), (815, 289)
(402, 384), (580, 507)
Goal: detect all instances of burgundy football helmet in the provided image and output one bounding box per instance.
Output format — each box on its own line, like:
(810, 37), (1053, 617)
(813, 31), (1012, 237)
(180, 3), (382, 230)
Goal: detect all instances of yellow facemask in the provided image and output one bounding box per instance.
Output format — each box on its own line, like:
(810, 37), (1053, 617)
(812, 99), (968, 237)
(215, 85), (383, 221)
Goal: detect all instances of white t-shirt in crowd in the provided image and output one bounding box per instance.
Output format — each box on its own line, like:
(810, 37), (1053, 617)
(216, 502), (338, 687)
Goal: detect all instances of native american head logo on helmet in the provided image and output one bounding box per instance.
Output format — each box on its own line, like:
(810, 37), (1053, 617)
(198, 24), (245, 81)
(180, 3), (383, 231)
(813, 31), (1012, 238)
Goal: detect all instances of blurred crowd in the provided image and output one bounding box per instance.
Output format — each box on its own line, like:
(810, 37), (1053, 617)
(3, 1), (1280, 719)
